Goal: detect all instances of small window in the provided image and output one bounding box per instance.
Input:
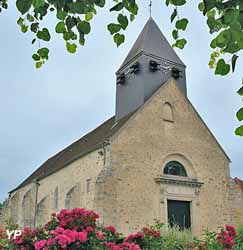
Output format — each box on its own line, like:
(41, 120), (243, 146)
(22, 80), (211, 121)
(164, 161), (187, 177)
(163, 102), (174, 122)
(54, 187), (58, 210)
(86, 178), (91, 193)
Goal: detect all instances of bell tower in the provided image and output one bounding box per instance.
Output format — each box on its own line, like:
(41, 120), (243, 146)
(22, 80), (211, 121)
(115, 17), (186, 120)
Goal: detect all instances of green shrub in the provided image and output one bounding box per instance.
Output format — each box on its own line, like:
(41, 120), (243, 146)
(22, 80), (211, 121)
(233, 225), (243, 250)
(159, 224), (192, 250)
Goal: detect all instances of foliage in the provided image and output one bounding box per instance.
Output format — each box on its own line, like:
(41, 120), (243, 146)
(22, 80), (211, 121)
(233, 225), (243, 250)
(191, 225), (237, 250)
(0, 207), (240, 250)
(0, 0), (243, 135)
(159, 224), (192, 250)
(6, 208), (163, 250)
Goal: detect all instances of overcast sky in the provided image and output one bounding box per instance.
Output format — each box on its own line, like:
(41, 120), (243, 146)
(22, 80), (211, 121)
(0, 1), (242, 202)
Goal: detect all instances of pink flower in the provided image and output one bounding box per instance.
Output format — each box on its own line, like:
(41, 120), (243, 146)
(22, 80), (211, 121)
(34, 240), (47, 250)
(76, 231), (87, 242)
(96, 231), (105, 241)
(105, 226), (116, 234)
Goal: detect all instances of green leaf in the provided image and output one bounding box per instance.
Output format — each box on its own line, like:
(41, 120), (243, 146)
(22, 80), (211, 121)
(57, 10), (67, 20)
(85, 12), (93, 21)
(35, 61), (43, 69)
(240, 10), (243, 28)
(237, 86), (243, 96)
(172, 29), (178, 40)
(215, 59), (230, 76)
(171, 0), (186, 6)
(30, 22), (39, 33)
(113, 33), (125, 47)
(107, 23), (121, 35)
(170, 8), (177, 23)
(210, 38), (217, 49)
(16, 0), (31, 14)
(32, 0), (45, 9)
(79, 32), (85, 45)
(125, 2), (138, 15)
(215, 30), (231, 48)
(17, 17), (24, 25)
(94, 0), (105, 7)
(63, 31), (73, 41)
(69, 2), (90, 14)
(32, 54), (40, 61)
(66, 16), (76, 30)
(21, 24), (28, 33)
(231, 54), (238, 72)
(37, 47), (49, 59)
(77, 21), (91, 34)
(235, 125), (243, 136)
(55, 21), (66, 33)
(117, 14), (128, 30)
(37, 28), (51, 41)
(223, 8), (238, 26)
(198, 2), (205, 12)
(130, 14), (135, 22)
(165, 0), (171, 6)
(66, 42), (77, 53)
(236, 108), (243, 121)
(27, 13), (34, 22)
(110, 2), (123, 12)
(175, 18), (188, 31)
(173, 38), (187, 49)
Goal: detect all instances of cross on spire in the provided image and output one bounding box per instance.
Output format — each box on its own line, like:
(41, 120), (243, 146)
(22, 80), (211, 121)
(149, 0), (152, 17)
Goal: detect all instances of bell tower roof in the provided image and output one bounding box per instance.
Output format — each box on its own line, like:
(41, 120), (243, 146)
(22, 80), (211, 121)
(118, 17), (185, 72)
(115, 17), (187, 120)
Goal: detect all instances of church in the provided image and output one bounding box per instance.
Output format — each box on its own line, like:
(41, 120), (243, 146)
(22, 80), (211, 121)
(1, 18), (243, 235)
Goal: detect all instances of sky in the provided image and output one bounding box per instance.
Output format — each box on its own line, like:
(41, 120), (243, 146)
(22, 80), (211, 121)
(0, 1), (242, 202)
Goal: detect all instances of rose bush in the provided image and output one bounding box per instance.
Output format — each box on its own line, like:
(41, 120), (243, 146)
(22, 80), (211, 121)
(0, 207), (240, 250)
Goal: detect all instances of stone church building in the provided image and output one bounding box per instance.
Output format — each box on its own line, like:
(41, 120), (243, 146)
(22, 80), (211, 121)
(1, 18), (243, 235)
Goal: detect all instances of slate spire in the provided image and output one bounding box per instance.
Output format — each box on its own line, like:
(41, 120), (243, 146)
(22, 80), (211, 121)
(115, 17), (187, 120)
(118, 17), (185, 72)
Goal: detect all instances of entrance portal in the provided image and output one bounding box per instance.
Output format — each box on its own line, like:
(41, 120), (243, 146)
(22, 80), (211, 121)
(167, 200), (191, 230)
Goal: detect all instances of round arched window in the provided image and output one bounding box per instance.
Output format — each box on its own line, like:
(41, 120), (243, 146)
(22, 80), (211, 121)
(163, 161), (187, 177)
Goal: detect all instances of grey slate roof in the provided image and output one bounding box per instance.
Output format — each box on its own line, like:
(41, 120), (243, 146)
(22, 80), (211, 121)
(118, 17), (185, 72)
(10, 112), (135, 193)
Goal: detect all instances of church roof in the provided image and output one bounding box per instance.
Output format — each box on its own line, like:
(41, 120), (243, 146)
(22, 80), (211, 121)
(10, 112), (135, 193)
(234, 177), (243, 189)
(118, 17), (185, 72)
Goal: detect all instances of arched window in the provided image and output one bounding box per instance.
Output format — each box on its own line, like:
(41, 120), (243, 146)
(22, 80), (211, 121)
(54, 187), (58, 210)
(163, 161), (187, 177)
(65, 185), (80, 210)
(163, 102), (174, 122)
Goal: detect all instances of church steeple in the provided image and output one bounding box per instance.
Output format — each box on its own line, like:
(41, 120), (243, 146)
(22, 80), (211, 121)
(115, 17), (187, 120)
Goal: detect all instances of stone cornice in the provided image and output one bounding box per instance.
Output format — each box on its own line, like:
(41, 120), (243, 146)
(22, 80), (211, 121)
(155, 175), (204, 188)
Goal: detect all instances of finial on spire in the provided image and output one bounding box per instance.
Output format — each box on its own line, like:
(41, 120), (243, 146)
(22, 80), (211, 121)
(149, 0), (152, 17)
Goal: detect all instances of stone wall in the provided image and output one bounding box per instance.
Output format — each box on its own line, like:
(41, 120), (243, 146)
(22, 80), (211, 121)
(3, 148), (105, 228)
(228, 178), (243, 226)
(94, 79), (232, 236)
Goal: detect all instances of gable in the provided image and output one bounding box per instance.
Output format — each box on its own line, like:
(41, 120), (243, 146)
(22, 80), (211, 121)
(111, 78), (230, 164)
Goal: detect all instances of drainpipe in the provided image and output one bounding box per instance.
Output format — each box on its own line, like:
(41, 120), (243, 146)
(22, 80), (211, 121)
(33, 179), (40, 228)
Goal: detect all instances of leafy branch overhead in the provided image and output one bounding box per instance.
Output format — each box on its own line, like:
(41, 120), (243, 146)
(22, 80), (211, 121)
(0, 0), (243, 136)
(10, 0), (138, 68)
